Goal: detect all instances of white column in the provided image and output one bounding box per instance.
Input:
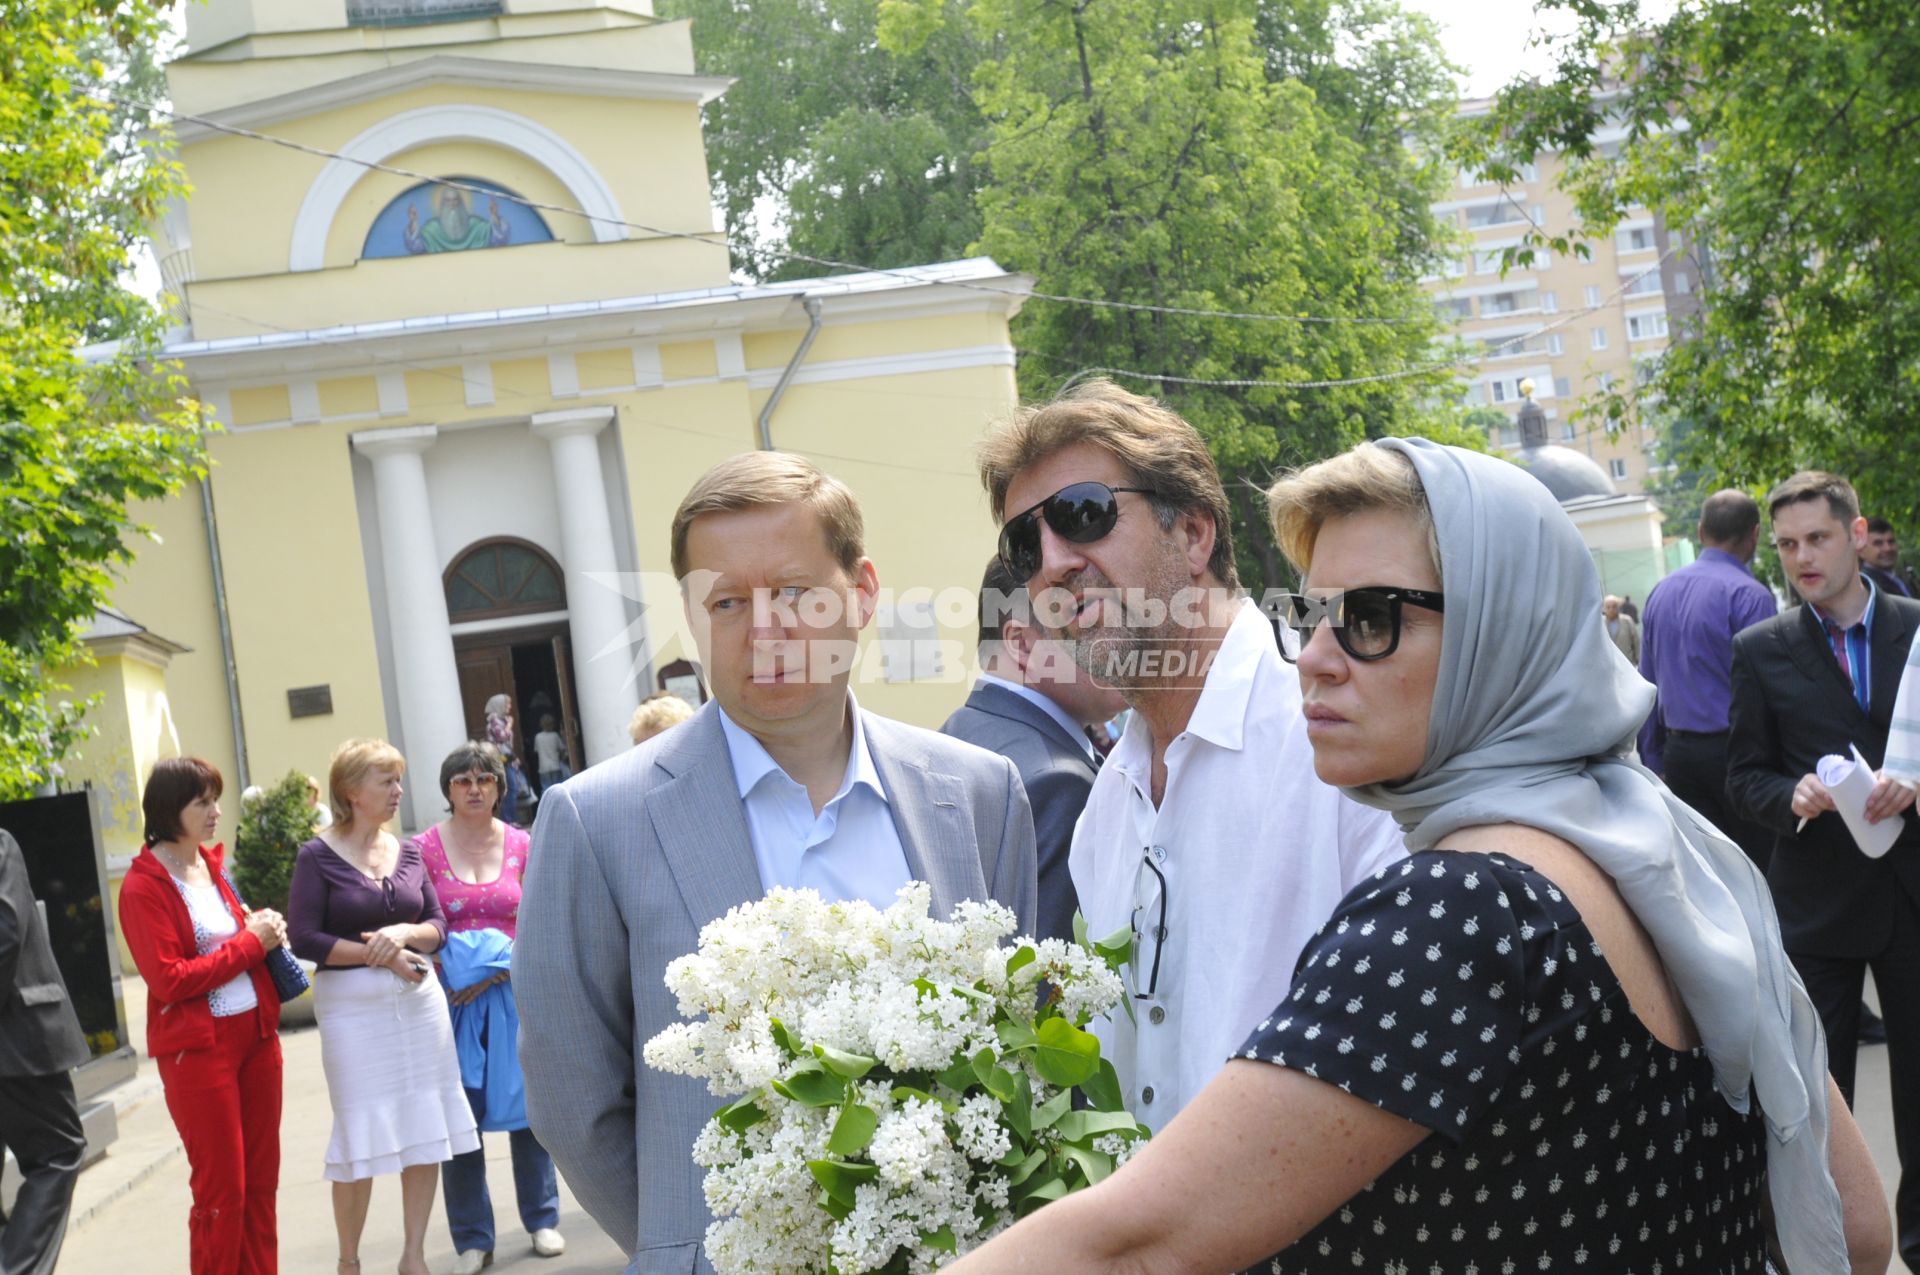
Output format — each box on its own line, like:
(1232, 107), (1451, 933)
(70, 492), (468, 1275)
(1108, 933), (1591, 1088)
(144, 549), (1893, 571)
(351, 427), (468, 819)
(531, 407), (641, 767)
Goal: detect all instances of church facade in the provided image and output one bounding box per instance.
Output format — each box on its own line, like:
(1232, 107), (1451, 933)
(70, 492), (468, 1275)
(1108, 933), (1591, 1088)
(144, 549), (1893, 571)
(80, 0), (1030, 840)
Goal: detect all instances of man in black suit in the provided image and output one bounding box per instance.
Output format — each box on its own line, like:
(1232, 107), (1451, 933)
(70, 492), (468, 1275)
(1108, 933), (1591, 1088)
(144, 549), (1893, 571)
(1727, 470), (1920, 1265)
(943, 558), (1125, 942)
(0, 828), (90, 1275)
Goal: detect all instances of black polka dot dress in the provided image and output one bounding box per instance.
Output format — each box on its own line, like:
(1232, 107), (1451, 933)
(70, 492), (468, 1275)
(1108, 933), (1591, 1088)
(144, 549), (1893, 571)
(1241, 851), (1769, 1274)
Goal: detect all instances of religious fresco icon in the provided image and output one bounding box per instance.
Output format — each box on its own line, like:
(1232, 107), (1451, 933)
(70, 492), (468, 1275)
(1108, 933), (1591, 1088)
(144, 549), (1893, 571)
(361, 176), (555, 261)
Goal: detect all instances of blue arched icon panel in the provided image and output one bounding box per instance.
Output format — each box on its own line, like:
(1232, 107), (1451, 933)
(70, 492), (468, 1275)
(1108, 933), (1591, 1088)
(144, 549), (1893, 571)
(361, 176), (554, 260)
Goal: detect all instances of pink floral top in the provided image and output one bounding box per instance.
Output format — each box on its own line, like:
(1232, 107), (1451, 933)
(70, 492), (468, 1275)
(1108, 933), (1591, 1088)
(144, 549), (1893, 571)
(415, 822), (530, 939)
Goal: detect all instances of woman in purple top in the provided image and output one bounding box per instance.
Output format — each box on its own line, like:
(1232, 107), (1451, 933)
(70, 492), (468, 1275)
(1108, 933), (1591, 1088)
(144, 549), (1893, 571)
(288, 739), (479, 1275)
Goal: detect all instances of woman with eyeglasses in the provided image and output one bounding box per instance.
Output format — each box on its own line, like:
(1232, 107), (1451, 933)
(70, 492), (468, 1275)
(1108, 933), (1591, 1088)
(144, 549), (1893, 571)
(287, 738), (479, 1275)
(949, 440), (1891, 1274)
(415, 741), (565, 1272)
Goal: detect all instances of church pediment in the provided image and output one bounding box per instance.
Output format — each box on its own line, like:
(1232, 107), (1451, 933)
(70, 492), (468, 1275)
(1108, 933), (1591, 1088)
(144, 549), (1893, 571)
(169, 53), (730, 144)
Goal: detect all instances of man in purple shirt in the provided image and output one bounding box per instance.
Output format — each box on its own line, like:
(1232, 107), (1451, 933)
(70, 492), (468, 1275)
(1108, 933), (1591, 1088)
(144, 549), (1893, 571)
(1637, 489), (1779, 867)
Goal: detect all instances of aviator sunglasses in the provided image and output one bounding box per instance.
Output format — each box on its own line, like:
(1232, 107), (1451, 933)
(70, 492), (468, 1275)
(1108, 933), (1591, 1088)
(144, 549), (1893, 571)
(997, 482), (1160, 580)
(1272, 585), (1446, 664)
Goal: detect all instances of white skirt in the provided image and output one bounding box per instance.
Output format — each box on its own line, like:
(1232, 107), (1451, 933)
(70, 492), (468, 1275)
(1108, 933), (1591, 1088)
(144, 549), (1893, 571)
(312, 966), (481, 1182)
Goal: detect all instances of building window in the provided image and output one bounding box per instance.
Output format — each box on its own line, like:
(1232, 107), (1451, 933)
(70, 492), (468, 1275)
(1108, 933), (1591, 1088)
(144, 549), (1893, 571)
(1562, 421), (1578, 441)
(1546, 333), (1564, 355)
(1609, 458), (1630, 481)
(1465, 201), (1528, 229)
(1541, 291), (1558, 313)
(1591, 326), (1610, 350)
(1483, 290), (1535, 316)
(1434, 296), (1473, 320)
(1621, 270), (1662, 297)
(1584, 285), (1602, 307)
(1554, 376), (1571, 398)
(1675, 271), (1692, 294)
(348, 0), (501, 23)
(1618, 225), (1657, 253)
(444, 538), (566, 621)
(1490, 379), (1511, 403)
(1627, 312), (1669, 341)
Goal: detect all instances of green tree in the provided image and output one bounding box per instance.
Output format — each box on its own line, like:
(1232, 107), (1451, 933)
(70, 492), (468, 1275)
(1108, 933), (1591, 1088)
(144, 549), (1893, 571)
(1460, 0), (1920, 525)
(658, 0), (989, 279)
(233, 771), (319, 917)
(894, 0), (1461, 587)
(0, 0), (206, 799)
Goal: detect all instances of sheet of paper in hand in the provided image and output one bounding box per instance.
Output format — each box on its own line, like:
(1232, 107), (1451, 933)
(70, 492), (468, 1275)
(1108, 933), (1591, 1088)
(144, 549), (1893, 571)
(1815, 744), (1904, 858)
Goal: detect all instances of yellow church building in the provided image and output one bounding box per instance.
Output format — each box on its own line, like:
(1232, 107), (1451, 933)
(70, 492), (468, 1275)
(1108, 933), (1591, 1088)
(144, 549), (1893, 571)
(78, 0), (1030, 848)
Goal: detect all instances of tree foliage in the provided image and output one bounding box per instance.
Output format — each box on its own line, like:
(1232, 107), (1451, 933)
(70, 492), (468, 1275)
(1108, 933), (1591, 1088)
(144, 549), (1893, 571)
(895, 0), (1465, 587)
(656, 0), (989, 279)
(0, 0), (206, 799)
(1461, 0), (1920, 534)
(233, 771), (319, 917)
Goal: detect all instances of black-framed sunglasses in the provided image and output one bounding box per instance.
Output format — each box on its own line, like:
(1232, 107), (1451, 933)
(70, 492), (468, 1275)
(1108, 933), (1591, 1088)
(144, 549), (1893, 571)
(997, 482), (1159, 581)
(1131, 848), (1168, 1001)
(1272, 585), (1446, 664)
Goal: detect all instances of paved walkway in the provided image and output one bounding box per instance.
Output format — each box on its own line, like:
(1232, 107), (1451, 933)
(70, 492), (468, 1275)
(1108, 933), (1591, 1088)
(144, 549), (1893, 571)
(47, 975), (1917, 1273)
(56, 978), (626, 1273)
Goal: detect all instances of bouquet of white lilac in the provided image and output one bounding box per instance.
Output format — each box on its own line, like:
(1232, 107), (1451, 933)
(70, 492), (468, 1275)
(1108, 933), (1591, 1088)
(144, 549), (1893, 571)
(643, 883), (1147, 1275)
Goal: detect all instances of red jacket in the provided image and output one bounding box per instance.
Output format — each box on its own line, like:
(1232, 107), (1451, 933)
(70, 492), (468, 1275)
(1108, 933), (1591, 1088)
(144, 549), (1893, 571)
(119, 843), (279, 1056)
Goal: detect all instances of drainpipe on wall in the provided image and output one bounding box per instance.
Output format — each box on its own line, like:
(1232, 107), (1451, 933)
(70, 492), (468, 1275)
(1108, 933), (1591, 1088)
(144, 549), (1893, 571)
(199, 474), (250, 791)
(756, 296), (824, 451)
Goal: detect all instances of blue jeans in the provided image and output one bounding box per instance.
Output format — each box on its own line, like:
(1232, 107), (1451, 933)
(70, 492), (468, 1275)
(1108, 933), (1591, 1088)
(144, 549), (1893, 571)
(441, 1088), (560, 1253)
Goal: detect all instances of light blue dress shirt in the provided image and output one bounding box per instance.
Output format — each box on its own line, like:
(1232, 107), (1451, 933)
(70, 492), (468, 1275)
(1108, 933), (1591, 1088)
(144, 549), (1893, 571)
(717, 694), (913, 909)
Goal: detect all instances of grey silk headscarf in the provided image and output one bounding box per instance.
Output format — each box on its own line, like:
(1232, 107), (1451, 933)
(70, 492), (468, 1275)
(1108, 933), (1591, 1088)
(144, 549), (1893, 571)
(1341, 438), (1847, 1272)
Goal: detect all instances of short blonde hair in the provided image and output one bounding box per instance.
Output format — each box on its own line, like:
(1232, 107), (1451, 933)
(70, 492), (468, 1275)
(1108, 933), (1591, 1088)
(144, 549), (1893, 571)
(1265, 443), (1441, 583)
(629, 692), (696, 744)
(977, 379), (1238, 589)
(328, 738), (406, 828)
(670, 452), (865, 581)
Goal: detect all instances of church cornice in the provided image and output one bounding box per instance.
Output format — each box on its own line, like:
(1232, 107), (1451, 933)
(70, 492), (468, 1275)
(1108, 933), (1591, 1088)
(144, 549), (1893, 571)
(161, 259), (1033, 382)
(169, 54), (732, 144)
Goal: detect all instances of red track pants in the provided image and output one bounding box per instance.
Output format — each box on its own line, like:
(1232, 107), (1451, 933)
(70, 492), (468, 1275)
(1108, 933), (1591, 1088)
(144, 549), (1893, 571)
(158, 1012), (283, 1274)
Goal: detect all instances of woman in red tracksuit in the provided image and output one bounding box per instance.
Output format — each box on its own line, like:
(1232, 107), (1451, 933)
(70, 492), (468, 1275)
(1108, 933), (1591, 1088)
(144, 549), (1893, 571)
(119, 756), (288, 1274)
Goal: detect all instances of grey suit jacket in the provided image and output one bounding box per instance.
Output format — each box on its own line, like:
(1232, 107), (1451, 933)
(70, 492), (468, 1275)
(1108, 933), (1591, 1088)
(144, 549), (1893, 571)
(0, 829), (90, 1078)
(942, 681), (1096, 943)
(514, 700), (1037, 1274)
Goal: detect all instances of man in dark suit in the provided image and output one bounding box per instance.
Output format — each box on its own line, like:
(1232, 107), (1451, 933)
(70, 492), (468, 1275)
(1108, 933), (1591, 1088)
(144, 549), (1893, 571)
(943, 557), (1125, 942)
(1727, 470), (1920, 1265)
(0, 828), (90, 1275)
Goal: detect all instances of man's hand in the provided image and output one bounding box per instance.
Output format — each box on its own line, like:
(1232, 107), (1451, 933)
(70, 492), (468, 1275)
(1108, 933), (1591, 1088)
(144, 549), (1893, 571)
(1864, 773), (1918, 824)
(1791, 774), (1837, 822)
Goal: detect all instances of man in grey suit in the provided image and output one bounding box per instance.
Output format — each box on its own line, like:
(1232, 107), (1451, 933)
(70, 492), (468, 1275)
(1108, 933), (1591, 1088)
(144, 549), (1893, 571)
(0, 828), (91, 1275)
(515, 452), (1038, 1275)
(943, 556), (1125, 942)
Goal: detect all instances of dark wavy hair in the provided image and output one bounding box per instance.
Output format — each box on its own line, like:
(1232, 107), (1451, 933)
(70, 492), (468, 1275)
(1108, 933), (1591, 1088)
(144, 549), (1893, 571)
(142, 756), (225, 846)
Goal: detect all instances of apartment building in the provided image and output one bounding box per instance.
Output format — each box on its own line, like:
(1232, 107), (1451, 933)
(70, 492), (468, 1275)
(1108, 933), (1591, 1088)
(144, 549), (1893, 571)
(1424, 105), (1702, 494)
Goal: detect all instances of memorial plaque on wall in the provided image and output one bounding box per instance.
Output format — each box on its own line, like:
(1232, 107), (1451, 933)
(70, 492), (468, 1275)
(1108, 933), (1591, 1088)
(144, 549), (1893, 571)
(288, 684), (334, 718)
(0, 791), (129, 1062)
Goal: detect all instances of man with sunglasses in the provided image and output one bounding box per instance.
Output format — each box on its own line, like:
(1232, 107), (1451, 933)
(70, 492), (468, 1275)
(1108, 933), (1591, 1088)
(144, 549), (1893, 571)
(978, 379), (1404, 1131)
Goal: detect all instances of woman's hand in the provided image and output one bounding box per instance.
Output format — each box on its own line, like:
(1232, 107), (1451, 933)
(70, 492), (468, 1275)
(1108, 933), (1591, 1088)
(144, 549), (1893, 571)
(360, 924), (414, 967)
(246, 909), (287, 950)
(387, 949), (430, 985)
(447, 970), (509, 1007)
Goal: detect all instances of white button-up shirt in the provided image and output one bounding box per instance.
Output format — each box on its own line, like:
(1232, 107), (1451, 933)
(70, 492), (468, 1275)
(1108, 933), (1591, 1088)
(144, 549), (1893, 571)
(1069, 599), (1407, 1128)
(718, 695), (913, 908)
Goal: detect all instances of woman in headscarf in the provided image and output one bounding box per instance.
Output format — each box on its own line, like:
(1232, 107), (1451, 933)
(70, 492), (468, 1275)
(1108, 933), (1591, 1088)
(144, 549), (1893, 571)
(949, 439), (1890, 1274)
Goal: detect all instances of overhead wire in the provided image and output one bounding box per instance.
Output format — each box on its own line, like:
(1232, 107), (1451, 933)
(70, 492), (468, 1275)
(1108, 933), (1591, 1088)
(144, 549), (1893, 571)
(96, 91), (1681, 392)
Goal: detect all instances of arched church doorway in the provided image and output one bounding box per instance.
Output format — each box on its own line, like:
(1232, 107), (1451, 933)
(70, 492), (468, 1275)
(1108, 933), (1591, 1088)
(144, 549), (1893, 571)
(444, 537), (584, 784)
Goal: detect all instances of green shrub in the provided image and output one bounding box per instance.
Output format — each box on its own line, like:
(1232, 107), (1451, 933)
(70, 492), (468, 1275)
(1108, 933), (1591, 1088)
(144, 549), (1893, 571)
(232, 769), (317, 915)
